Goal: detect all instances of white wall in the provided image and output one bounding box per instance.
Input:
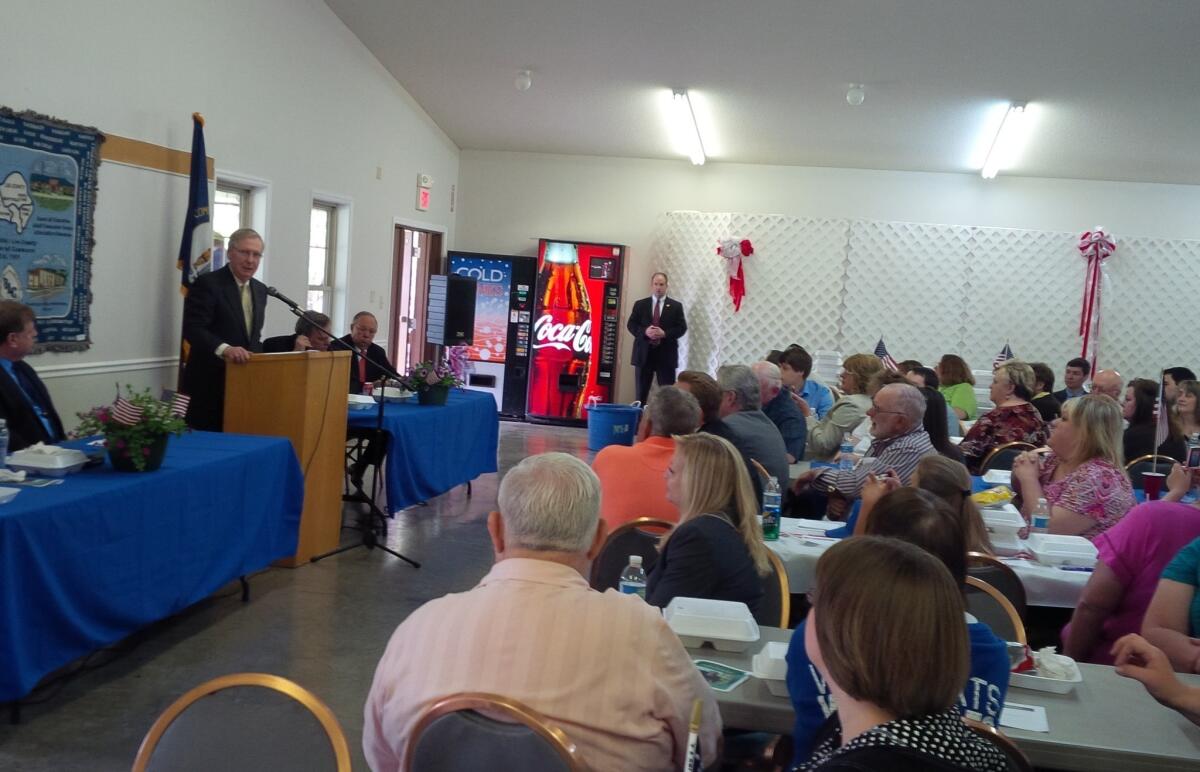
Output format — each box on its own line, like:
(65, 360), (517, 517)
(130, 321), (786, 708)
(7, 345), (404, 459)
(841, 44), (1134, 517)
(1, 0), (458, 425)
(457, 150), (1200, 401)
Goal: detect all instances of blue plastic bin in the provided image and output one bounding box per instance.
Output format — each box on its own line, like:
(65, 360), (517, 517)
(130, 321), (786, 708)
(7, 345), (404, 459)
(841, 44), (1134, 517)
(586, 403), (643, 451)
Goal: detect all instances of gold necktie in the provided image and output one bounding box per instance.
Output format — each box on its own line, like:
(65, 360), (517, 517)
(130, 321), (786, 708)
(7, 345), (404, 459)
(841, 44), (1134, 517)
(241, 282), (252, 336)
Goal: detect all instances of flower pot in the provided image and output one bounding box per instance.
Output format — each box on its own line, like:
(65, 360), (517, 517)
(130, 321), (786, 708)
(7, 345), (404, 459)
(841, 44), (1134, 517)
(108, 432), (170, 472)
(417, 385), (450, 406)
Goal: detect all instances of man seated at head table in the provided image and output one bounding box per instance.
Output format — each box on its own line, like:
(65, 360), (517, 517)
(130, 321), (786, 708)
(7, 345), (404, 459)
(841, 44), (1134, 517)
(0, 300), (65, 451)
(790, 382), (937, 518)
(362, 453), (721, 772)
(593, 385), (701, 530)
(342, 311), (394, 394)
(262, 312), (333, 353)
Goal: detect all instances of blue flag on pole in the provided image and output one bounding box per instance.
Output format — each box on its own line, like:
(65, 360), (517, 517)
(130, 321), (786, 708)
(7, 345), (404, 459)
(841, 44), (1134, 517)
(177, 113), (212, 295)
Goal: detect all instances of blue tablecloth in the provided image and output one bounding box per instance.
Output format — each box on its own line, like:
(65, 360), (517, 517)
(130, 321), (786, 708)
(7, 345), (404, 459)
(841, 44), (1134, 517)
(347, 389), (499, 511)
(0, 431), (303, 701)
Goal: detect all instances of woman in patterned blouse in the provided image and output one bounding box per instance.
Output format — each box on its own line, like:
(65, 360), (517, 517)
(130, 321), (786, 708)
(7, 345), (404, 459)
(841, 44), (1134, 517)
(1011, 394), (1136, 541)
(959, 360), (1050, 475)
(797, 537), (1007, 772)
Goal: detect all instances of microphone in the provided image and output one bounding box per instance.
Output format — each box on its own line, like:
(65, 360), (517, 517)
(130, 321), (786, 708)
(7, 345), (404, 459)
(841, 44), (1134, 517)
(265, 286), (301, 309)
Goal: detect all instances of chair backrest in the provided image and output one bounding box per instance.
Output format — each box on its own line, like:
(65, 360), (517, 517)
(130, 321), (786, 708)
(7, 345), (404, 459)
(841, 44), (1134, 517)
(1125, 454), (1175, 478)
(406, 693), (584, 772)
(965, 576), (1026, 644)
(131, 673), (351, 772)
(589, 517), (674, 591)
(967, 552), (1028, 622)
(757, 549), (791, 628)
(963, 717), (1034, 772)
(980, 442), (1037, 473)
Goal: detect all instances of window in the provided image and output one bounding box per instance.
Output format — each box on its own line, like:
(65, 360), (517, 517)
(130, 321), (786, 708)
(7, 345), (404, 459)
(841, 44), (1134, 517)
(213, 185), (251, 248)
(308, 203), (336, 314)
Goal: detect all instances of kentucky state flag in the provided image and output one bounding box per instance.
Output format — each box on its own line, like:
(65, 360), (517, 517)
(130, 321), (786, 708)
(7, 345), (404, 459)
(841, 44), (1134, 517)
(177, 113), (212, 295)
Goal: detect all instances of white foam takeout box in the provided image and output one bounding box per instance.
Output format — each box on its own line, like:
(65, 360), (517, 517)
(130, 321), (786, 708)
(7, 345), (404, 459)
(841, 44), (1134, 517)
(982, 469), (1013, 486)
(1010, 655), (1083, 694)
(665, 597), (761, 652)
(1024, 533), (1098, 568)
(982, 505), (1026, 556)
(0, 486), (19, 504)
(373, 386), (413, 403)
(7, 448), (89, 477)
(751, 640), (791, 697)
(347, 394), (376, 411)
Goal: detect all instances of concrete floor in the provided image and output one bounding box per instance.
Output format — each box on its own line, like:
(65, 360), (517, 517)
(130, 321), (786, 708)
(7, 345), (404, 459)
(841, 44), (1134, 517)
(0, 422), (592, 772)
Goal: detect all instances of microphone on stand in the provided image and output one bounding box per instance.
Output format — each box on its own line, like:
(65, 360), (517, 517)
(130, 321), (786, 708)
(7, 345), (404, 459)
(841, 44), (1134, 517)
(265, 286), (301, 310)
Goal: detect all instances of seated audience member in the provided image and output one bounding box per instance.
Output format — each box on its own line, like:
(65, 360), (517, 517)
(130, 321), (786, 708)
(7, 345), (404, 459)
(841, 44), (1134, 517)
(753, 360), (806, 462)
(1092, 368), (1123, 400)
(1063, 467), (1200, 664)
(1164, 367), (1197, 408)
(1113, 634), (1200, 726)
(646, 433), (769, 616)
(262, 312), (333, 353)
(908, 366), (961, 436)
(791, 536), (1007, 772)
(0, 300), (65, 451)
(1011, 394), (1135, 541)
(779, 345), (834, 420)
(342, 311), (394, 394)
(913, 455), (992, 554)
(791, 384), (937, 516)
(676, 369), (763, 504)
(592, 386), (700, 530)
(716, 364), (790, 488)
(788, 491), (1009, 762)
(362, 453), (720, 771)
(937, 354), (978, 421)
(1029, 361), (1062, 423)
(1124, 377), (1186, 462)
(920, 386), (965, 464)
(1175, 380), (1200, 439)
(849, 370), (909, 444)
(805, 353), (882, 460)
(896, 359), (923, 375)
(1054, 356), (1091, 403)
(958, 361), (1049, 475)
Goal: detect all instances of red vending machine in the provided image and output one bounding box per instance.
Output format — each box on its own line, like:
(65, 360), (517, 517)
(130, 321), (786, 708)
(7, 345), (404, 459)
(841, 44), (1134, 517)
(527, 239), (625, 425)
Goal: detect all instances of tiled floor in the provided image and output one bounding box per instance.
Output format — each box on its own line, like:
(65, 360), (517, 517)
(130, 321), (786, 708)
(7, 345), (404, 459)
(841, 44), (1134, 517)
(0, 421), (593, 771)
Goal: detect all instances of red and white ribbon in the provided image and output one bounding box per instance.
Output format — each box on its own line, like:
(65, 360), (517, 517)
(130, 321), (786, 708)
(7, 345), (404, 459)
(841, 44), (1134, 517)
(1077, 228), (1115, 371)
(717, 238), (754, 312)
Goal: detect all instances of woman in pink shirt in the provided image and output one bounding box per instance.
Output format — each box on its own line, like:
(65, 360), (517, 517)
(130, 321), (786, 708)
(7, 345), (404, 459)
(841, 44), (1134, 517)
(1062, 463), (1200, 664)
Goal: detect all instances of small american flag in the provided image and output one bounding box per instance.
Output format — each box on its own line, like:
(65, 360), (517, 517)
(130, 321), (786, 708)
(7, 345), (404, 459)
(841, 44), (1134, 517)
(993, 343), (1014, 369)
(1154, 370), (1170, 453)
(874, 338), (899, 372)
(170, 392), (191, 418)
(111, 396), (144, 426)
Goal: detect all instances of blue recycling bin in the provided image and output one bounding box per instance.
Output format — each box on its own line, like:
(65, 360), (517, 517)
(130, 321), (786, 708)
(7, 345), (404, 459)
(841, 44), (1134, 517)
(586, 403), (643, 451)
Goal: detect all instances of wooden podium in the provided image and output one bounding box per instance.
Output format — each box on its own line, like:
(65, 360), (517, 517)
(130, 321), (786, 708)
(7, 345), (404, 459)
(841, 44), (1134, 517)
(224, 350), (351, 565)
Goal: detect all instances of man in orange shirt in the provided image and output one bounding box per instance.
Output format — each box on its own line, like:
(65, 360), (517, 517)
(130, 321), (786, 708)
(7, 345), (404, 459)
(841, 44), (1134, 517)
(592, 386), (701, 530)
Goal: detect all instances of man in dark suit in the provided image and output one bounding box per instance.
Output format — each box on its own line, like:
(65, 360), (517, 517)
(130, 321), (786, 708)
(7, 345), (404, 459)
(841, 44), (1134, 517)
(626, 272), (687, 405)
(262, 312), (332, 353)
(182, 228), (268, 431)
(341, 311), (395, 394)
(0, 300), (65, 451)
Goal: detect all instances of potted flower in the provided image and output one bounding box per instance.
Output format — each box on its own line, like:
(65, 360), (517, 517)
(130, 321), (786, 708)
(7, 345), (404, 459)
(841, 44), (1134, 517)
(74, 387), (190, 471)
(399, 360), (462, 406)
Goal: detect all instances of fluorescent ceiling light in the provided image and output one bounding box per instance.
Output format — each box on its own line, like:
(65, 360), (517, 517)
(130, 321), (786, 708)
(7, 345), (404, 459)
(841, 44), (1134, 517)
(981, 103), (1030, 179)
(671, 89), (706, 165)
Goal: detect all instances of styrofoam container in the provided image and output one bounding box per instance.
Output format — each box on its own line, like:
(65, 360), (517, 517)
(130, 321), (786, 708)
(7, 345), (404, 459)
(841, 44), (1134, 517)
(374, 386), (413, 403)
(665, 597), (760, 652)
(982, 469), (1012, 486)
(0, 486), (19, 504)
(1009, 657), (1083, 694)
(347, 394), (376, 411)
(751, 640), (790, 696)
(1025, 533), (1098, 568)
(7, 448), (89, 477)
(989, 532), (1024, 557)
(982, 504), (1025, 536)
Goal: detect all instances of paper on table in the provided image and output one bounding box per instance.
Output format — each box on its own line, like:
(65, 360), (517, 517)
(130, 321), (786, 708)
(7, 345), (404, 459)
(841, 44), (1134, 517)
(999, 701), (1049, 732)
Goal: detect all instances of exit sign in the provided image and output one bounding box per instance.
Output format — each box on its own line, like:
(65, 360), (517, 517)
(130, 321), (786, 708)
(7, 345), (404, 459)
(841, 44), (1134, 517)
(416, 186), (431, 211)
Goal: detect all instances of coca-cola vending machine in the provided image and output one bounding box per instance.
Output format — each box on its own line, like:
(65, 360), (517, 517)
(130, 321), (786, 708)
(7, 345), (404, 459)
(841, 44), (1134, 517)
(527, 239), (625, 425)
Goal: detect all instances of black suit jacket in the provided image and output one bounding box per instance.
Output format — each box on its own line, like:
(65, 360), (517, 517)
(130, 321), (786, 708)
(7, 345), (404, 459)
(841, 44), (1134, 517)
(626, 294), (686, 369)
(181, 265), (267, 430)
(339, 336), (395, 394)
(645, 514), (763, 617)
(0, 360), (65, 451)
(262, 333), (302, 353)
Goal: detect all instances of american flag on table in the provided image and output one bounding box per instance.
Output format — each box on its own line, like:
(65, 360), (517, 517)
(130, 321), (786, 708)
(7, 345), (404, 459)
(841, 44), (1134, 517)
(993, 343), (1014, 369)
(170, 392), (191, 418)
(111, 396), (144, 426)
(873, 338), (898, 372)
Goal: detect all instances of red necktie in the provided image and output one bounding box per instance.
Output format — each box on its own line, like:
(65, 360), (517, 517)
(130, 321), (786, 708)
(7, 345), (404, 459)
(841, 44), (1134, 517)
(652, 298), (661, 326)
(358, 351), (367, 385)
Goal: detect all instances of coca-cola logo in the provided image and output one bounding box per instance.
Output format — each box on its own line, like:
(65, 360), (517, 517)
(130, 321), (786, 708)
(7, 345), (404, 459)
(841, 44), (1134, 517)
(533, 314), (591, 354)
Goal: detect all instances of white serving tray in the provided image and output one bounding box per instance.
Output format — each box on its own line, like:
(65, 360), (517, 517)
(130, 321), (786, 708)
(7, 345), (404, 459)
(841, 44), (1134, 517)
(7, 448), (89, 477)
(665, 597), (760, 652)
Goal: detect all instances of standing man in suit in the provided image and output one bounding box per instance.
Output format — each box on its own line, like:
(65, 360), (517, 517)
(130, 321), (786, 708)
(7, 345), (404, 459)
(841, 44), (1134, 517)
(182, 228), (268, 431)
(627, 272), (687, 405)
(0, 300), (65, 451)
(341, 311), (395, 394)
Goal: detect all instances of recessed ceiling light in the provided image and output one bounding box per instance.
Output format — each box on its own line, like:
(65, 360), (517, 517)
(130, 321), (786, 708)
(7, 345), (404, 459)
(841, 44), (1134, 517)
(846, 84), (865, 106)
(515, 69), (532, 92)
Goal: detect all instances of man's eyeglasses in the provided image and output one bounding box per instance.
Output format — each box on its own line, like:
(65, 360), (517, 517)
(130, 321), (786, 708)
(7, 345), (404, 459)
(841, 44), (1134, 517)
(870, 402), (905, 416)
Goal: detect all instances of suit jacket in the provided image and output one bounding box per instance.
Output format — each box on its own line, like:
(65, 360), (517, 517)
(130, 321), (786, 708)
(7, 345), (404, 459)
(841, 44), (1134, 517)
(626, 295), (686, 369)
(0, 360), (65, 451)
(262, 333), (302, 353)
(645, 514), (763, 618)
(181, 265), (267, 430)
(340, 336), (395, 394)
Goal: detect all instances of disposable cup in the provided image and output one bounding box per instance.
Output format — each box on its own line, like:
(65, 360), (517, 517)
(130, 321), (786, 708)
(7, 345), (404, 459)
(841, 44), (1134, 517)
(1143, 471), (1166, 501)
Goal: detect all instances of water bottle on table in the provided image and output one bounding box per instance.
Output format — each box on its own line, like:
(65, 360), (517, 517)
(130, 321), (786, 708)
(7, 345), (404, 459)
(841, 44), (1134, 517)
(761, 477), (781, 541)
(619, 555), (647, 598)
(838, 441), (855, 471)
(1031, 497), (1050, 533)
(0, 418), (8, 469)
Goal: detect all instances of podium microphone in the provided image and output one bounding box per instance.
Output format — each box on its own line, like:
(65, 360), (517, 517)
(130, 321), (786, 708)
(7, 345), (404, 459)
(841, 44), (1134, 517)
(265, 286), (301, 310)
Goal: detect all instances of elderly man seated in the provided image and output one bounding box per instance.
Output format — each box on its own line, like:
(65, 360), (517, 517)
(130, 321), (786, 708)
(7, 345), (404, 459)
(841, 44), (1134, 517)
(593, 386), (701, 530)
(791, 383), (937, 518)
(1091, 368), (1123, 400)
(717, 364), (791, 488)
(753, 360), (807, 463)
(363, 453), (720, 771)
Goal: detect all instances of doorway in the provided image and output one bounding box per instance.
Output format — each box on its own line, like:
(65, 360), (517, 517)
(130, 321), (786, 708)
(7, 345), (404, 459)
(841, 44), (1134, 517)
(389, 225), (443, 373)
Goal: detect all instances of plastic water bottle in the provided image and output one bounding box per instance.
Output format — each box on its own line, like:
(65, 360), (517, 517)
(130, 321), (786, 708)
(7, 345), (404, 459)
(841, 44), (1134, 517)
(1031, 497), (1050, 533)
(1188, 433), (1200, 500)
(762, 477), (781, 541)
(618, 555), (647, 598)
(0, 419), (8, 469)
(838, 441), (855, 471)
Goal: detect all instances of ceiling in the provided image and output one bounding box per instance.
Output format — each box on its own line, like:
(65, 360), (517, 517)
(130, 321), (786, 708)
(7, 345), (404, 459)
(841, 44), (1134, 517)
(324, 0), (1200, 184)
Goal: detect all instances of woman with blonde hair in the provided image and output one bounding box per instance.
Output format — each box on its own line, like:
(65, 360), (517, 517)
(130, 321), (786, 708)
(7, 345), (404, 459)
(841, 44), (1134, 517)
(958, 360), (1049, 474)
(1012, 394), (1135, 541)
(937, 354), (978, 421)
(1175, 380), (1200, 439)
(805, 353), (883, 460)
(646, 432), (769, 616)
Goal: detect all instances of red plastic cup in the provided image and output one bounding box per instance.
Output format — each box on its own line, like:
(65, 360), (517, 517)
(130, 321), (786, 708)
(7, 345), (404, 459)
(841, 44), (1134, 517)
(1143, 471), (1166, 501)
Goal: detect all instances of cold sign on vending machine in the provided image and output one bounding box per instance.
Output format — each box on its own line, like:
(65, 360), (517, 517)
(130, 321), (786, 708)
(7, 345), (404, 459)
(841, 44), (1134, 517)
(527, 239), (625, 425)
